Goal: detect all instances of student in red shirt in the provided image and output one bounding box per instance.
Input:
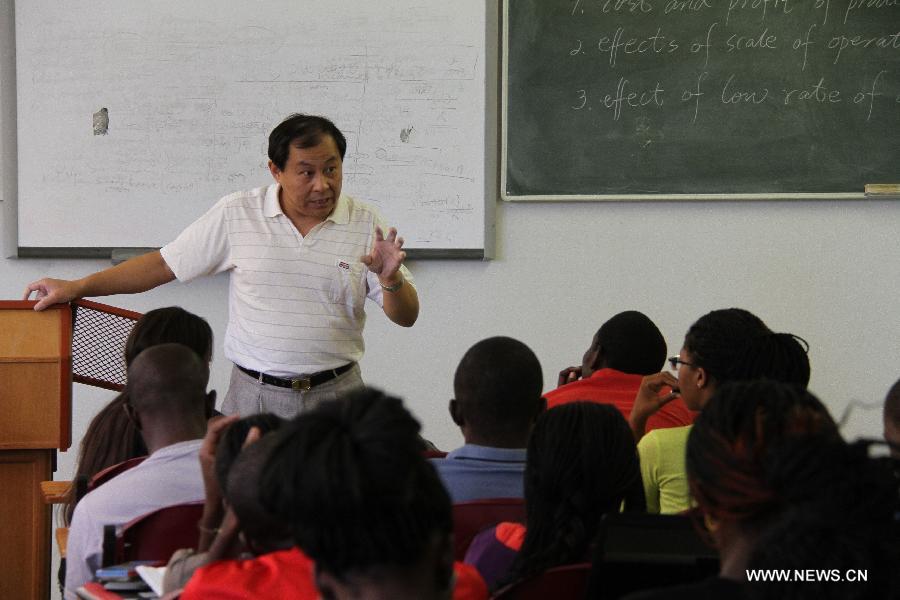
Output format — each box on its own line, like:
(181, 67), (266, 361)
(546, 311), (695, 432)
(261, 389), (489, 600)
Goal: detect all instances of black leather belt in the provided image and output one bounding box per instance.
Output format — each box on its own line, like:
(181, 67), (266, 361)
(237, 363), (354, 391)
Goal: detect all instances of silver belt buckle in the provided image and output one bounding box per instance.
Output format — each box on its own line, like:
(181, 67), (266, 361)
(291, 377), (312, 392)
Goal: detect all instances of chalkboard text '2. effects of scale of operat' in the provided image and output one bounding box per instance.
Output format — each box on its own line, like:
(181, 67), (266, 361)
(565, 0), (899, 124)
(505, 0), (899, 195)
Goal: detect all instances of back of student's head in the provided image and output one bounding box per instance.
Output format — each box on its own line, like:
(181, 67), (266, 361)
(682, 308), (770, 385)
(124, 306), (214, 365)
(262, 388), (454, 598)
(126, 343), (210, 421)
(686, 380), (840, 527)
(505, 402), (643, 587)
(596, 311), (667, 375)
(65, 307), (212, 525)
(453, 336), (543, 440)
(225, 432), (291, 554)
(746, 438), (900, 600)
(729, 332), (811, 388)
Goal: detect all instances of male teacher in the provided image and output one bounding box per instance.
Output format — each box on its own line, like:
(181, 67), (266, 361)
(24, 114), (419, 417)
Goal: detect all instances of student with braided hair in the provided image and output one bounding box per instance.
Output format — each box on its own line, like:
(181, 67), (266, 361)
(463, 402), (644, 590)
(255, 388), (488, 600)
(633, 308), (786, 513)
(627, 380), (899, 599)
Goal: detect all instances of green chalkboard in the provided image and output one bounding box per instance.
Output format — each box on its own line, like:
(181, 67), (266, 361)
(502, 0), (900, 198)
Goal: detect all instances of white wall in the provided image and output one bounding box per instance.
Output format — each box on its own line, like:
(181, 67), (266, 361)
(2, 1), (899, 595)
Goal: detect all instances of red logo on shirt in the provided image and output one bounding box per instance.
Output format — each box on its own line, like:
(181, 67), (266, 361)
(338, 261), (350, 270)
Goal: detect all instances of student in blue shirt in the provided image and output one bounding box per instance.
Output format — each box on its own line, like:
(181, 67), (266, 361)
(431, 336), (546, 502)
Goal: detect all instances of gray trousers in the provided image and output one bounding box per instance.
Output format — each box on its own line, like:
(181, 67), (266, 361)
(221, 363), (365, 419)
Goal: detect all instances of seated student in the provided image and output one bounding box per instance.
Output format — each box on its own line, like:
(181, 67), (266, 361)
(177, 432), (301, 599)
(744, 442), (900, 600)
(262, 388), (489, 600)
(626, 380), (898, 599)
(63, 306), (214, 526)
(546, 311), (695, 431)
(633, 309), (784, 514)
(884, 377), (900, 460)
(464, 402), (644, 590)
(431, 337), (545, 502)
(163, 413), (283, 593)
(64, 344), (214, 598)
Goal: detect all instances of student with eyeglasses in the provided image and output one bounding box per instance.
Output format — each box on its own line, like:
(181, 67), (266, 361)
(629, 309), (810, 514)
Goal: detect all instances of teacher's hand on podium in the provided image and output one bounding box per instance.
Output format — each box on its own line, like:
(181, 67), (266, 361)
(23, 278), (82, 311)
(22, 250), (176, 311)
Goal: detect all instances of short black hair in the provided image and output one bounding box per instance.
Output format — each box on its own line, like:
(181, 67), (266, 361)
(453, 336), (544, 440)
(125, 343), (209, 418)
(596, 311), (667, 375)
(262, 389), (453, 585)
(268, 114), (347, 170)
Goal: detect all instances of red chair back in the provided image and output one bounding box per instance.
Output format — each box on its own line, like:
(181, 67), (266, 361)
(120, 501), (204, 562)
(88, 456), (148, 491)
(491, 562), (591, 600)
(452, 498), (526, 560)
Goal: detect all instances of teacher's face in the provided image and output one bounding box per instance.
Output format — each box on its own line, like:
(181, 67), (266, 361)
(269, 135), (343, 223)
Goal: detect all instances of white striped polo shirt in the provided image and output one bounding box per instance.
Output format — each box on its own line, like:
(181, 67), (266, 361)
(160, 184), (414, 377)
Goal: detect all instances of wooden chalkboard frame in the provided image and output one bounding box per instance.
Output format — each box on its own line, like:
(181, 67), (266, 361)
(500, 0), (898, 201)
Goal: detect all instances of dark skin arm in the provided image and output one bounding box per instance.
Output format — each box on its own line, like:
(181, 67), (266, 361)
(628, 372), (680, 442)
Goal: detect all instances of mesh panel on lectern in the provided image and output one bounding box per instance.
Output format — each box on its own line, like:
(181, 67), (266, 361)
(71, 302), (141, 391)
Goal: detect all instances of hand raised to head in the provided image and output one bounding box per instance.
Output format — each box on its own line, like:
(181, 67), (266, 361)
(629, 371), (680, 441)
(557, 366), (582, 387)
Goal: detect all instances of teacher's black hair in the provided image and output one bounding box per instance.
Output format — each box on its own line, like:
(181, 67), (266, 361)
(269, 113), (348, 170)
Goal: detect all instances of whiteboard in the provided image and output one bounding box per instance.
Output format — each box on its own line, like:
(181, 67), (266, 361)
(15, 0), (495, 256)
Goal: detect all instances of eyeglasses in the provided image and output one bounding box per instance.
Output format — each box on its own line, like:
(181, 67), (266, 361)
(668, 356), (695, 370)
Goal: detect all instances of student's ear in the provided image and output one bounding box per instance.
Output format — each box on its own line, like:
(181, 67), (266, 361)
(204, 390), (217, 419)
(123, 403), (142, 431)
(590, 342), (606, 371)
(449, 399), (465, 428)
(695, 367), (709, 390)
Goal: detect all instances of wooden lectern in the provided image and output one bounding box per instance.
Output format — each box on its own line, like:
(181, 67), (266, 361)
(0, 301), (72, 600)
